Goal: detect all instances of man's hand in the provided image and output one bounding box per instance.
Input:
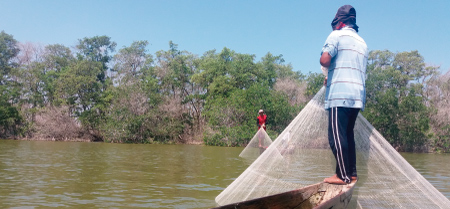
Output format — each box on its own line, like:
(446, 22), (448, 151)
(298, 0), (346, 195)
(323, 77), (328, 86)
(321, 66), (328, 76)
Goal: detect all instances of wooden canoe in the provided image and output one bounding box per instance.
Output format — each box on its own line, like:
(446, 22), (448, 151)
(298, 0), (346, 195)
(212, 180), (356, 209)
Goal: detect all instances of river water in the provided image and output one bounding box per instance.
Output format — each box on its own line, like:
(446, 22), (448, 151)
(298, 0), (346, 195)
(0, 140), (449, 208)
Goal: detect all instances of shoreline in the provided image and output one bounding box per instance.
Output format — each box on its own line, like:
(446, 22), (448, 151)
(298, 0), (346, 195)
(4, 137), (205, 145)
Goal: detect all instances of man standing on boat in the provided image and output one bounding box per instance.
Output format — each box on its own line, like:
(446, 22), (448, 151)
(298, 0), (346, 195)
(320, 5), (368, 185)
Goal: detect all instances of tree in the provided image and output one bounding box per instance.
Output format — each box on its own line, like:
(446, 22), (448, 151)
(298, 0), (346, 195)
(425, 70), (450, 152)
(43, 44), (73, 73)
(0, 31), (20, 85)
(56, 60), (104, 139)
(192, 47), (257, 98)
(100, 82), (158, 143)
(100, 41), (158, 143)
(363, 50), (432, 151)
(397, 86), (429, 150)
(0, 94), (22, 138)
(75, 35), (116, 84)
(42, 44), (74, 105)
(0, 31), (22, 138)
(203, 83), (298, 146)
(274, 77), (308, 106)
(154, 41), (203, 142)
(72, 36), (117, 140)
(13, 42), (46, 123)
(0, 31), (20, 107)
(305, 72), (325, 98)
(193, 47), (303, 146)
(112, 40), (153, 85)
(258, 53), (302, 87)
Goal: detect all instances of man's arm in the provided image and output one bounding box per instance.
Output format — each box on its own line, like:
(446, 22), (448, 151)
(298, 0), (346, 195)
(320, 52), (332, 67)
(321, 52), (331, 86)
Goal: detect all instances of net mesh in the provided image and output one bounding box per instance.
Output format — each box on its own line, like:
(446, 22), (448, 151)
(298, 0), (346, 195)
(239, 128), (273, 163)
(216, 87), (450, 208)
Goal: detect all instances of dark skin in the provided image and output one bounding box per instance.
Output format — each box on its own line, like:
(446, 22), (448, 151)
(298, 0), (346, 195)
(320, 22), (346, 86)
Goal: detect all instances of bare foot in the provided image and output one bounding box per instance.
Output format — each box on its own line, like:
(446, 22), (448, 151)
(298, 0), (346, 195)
(324, 174), (347, 185)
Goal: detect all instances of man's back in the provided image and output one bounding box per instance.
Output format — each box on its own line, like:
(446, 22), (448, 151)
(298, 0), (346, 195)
(324, 27), (368, 110)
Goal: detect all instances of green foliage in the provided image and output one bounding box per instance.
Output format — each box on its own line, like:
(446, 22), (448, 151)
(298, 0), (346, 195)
(364, 88), (400, 144)
(425, 70), (450, 152)
(102, 41), (197, 143)
(397, 86), (429, 150)
(42, 44), (74, 106)
(257, 53), (278, 87)
(305, 72), (325, 98)
(1, 30), (448, 152)
(57, 60), (103, 112)
(0, 31), (23, 138)
(101, 107), (157, 143)
(193, 48), (254, 96)
(76, 36), (116, 85)
(44, 44), (74, 72)
(363, 50), (432, 152)
(202, 89), (252, 146)
(0, 31), (20, 85)
(203, 83), (298, 146)
(0, 86), (23, 138)
(113, 40), (153, 83)
(203, 132), (226, 146)
(76, 36), (116, 64)
(55, 60), (109, 140)
(100, 81), (165, 143)
(155, 41), (197, 93)
(15, 61), (47, 121)
(432, 125), (450, 153)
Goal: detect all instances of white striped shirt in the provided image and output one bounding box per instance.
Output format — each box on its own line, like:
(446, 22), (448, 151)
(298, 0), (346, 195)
(321, 27), (368, 110)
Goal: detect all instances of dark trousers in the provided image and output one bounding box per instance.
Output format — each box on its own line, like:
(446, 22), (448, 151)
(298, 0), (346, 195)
(328, 107), (360, 183)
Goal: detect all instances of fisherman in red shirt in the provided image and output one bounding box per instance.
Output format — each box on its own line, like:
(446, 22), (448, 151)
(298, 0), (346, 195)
(257, 109), (267, 130)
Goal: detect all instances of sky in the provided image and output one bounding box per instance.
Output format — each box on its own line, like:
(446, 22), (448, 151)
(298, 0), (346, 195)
(1, 0), (449, 75)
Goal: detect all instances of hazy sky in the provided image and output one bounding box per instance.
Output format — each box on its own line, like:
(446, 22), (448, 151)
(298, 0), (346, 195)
(1, 0), (449, 74)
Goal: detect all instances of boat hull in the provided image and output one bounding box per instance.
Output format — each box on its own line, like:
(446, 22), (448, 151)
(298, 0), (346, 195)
(212, 180), (356, 209)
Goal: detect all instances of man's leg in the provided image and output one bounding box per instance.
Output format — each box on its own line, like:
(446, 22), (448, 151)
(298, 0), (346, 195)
(325, 107), (352, 184)
(347, 108), (360, 179)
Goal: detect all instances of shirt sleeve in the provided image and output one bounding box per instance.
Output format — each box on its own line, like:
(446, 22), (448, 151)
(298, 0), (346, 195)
(321, 32), (338, 58)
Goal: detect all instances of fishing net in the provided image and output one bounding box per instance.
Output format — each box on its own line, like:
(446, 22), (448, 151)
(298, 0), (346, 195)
(215, 87), (450, 208)
(238, 128), (273, 163)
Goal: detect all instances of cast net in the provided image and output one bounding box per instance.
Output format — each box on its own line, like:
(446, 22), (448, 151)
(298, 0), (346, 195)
(238, 128), (273, 163)
(215, 87), (450, 208)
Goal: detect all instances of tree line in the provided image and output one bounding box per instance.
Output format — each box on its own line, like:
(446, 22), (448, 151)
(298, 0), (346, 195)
(0, 31), (449, 152)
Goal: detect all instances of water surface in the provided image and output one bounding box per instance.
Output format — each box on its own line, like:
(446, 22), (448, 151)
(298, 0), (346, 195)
(0, 140), (448, 208)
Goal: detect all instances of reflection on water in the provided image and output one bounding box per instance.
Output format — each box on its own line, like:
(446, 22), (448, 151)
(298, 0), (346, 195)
(0, 140), (448, 208)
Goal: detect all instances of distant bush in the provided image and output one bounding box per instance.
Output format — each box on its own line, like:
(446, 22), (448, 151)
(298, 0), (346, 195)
(33, 106), (89, 141)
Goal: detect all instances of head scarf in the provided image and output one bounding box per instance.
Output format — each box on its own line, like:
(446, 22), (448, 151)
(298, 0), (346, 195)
(331, 5), (359, 32)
